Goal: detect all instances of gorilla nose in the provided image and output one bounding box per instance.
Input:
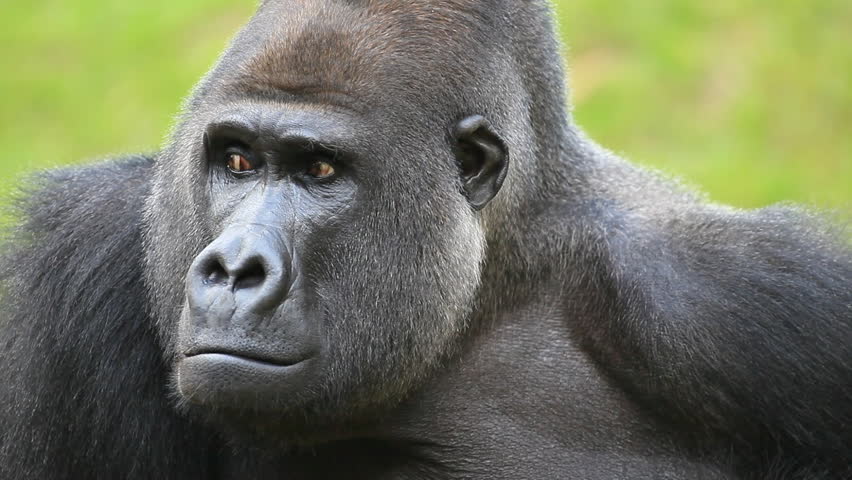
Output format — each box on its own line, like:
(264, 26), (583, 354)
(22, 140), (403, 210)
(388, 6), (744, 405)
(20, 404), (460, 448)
(187, 227), (291, 317)
(202, 253), (267, 292)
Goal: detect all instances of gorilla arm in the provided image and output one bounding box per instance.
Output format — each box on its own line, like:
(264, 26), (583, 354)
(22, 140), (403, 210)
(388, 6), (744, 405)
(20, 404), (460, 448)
(0, 157), (216, 478)
(573, 190), (852, 471)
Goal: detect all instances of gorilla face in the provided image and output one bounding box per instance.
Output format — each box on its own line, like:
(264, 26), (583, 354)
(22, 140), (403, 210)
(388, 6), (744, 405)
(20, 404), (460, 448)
(152, 101), (507, 438)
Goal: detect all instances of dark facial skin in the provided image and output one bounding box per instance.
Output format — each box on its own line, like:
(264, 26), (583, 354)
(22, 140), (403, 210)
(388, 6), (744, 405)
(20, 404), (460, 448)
(1, 1), (850, 479)
(177, 108), (358, 411)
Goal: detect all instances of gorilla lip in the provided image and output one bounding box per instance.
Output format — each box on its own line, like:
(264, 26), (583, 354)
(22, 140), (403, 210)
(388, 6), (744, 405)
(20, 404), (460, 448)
(183, 348), (303, 367)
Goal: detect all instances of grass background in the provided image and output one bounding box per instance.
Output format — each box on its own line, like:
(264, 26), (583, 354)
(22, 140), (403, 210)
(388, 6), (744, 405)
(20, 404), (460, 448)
(0, 0), (849, 208)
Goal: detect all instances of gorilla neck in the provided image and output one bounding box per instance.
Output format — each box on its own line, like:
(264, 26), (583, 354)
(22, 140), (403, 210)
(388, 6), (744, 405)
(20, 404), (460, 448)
(382, 293), (634, 442)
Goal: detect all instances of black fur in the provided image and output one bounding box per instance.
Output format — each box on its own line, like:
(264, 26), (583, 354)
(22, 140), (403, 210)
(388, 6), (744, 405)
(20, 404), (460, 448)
(1, 1), (850, 479)
(0, 158), (219, 478)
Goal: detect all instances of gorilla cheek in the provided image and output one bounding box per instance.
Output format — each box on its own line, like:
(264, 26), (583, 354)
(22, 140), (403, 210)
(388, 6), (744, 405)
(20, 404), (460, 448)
(318, 204), (486, 406)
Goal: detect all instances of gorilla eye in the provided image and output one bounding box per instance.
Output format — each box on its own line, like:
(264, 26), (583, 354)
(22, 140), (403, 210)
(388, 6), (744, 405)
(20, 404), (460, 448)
(306, 161), (335, 179)
(226, 152), (253, 173)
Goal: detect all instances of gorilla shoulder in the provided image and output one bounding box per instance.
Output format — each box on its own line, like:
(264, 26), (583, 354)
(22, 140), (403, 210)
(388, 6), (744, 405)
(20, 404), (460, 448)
(0, 156), (219, 479)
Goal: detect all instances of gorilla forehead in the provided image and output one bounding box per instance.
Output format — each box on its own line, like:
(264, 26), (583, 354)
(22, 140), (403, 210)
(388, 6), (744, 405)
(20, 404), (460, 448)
(212, 0), (498, 109)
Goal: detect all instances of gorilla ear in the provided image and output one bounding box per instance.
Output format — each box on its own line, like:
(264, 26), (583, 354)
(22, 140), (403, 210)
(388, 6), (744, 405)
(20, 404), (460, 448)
(453, 115), (509, 211)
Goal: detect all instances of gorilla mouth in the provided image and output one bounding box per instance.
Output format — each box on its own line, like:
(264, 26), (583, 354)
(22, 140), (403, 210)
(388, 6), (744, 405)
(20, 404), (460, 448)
(183, 349), (301, 367)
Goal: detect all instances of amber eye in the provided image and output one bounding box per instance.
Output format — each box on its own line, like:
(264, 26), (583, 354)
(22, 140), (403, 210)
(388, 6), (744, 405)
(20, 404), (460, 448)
(226, 153), (253, 173)
(306, 161), (335, 179)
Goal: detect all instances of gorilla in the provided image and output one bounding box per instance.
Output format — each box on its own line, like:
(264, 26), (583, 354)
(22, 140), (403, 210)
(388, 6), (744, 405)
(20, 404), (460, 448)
(1, 1), (850, 479)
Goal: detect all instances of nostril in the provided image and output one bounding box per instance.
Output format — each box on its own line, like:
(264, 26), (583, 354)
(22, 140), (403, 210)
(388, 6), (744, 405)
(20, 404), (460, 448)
(233, 259), (266, 291)
(201, 257), (229, 285)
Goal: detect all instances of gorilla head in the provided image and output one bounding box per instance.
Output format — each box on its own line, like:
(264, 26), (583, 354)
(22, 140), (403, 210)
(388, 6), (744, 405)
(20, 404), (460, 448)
(142, 0), (548, 441)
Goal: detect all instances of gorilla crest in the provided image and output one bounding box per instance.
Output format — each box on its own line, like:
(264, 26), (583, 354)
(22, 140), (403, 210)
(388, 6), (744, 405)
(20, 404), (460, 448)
(2, 1), (850, 479)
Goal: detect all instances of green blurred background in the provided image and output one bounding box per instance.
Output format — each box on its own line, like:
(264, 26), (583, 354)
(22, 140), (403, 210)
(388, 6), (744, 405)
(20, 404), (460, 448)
(0, 0), (849, 208)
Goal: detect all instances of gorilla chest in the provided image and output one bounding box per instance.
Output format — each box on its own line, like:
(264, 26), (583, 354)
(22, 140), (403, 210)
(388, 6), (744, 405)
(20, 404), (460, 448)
(224, 321), (728, 479)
